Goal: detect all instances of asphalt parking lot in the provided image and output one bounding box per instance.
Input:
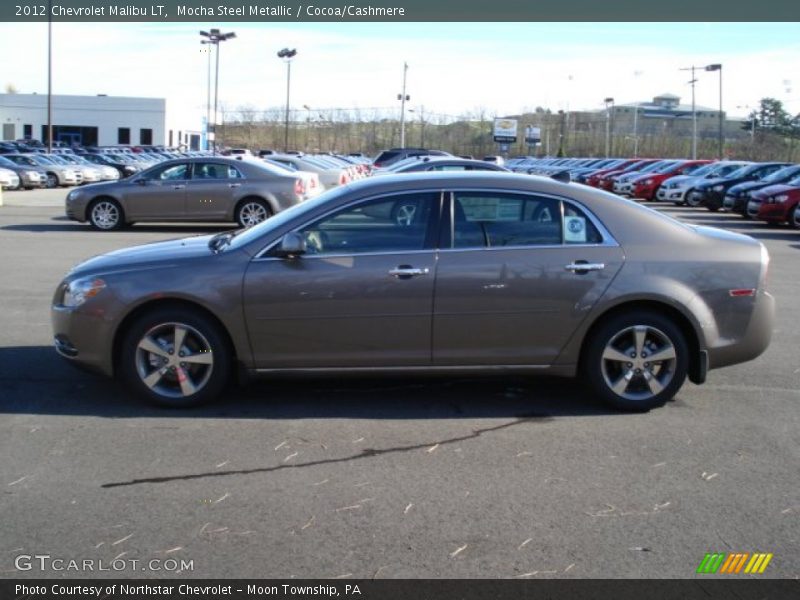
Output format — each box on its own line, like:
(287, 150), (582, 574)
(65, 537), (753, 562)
(0, 187), (798, 579)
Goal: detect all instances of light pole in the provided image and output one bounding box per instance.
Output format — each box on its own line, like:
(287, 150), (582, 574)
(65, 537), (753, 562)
(277, 48), (297, 152)
(200, 40), (213, 150)
(632, 70), (643, 157)
(302, 104), (312, 151)
(737, 104), (756, 144)
(200, 28), (236, 155)
(680, 66), (698, 159)
(705, 63), (723, 159)
(604, 97), (614, 158)
(397, 62), (409, 148)
(47, 0), (52, 152)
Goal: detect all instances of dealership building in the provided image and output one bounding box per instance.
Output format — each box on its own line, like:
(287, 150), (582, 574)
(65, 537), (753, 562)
(0, 93), (203, 149)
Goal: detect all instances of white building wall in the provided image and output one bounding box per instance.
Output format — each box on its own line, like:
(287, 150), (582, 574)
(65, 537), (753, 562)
(0, 93), (166, 145)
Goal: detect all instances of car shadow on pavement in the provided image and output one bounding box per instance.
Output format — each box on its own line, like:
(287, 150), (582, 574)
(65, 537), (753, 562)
(1, 221), (231, 234)
(0, 346), (627, 419)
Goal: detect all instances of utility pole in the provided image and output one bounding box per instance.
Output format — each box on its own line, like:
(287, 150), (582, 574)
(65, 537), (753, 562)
(680, 66), (698, 159)
(398, 62), (409, 148)
(47, 0), (53, 152)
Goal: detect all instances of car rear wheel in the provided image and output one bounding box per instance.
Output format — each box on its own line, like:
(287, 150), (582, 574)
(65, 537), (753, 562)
(120, 308), (231, 408)
(88, 198), (125, 231)
(235, 199), (272, 228)
(45, 173), (58, 188)
(686, 191), (703, 207)
(583, 311), (689, 411)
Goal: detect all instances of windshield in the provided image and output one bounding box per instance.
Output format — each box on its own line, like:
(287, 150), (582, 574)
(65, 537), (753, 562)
(688, 163), (716, 177)
(725, 165), (755, 179)
(762, 165), (800, 182)
(0, 156), (15, 167)
(31, 155), (56, 166)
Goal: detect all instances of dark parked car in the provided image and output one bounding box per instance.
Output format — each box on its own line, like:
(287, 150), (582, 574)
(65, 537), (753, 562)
(52, 172), (774, 411)
(372, 147), (451, 168)
(377, 157), (509, 174)
(64, 157), (306, 230)
(722, 164), (800, 216)
(687, 162), (790, 211)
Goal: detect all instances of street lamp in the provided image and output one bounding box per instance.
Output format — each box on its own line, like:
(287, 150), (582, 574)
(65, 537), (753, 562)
(277, 48), (297, 152)
(47, 0), (53, 152)
(397, 62), (410, 148)
(632, 70), (643, 157)
(200, 40), (213, 150)
(200, 28), (236, 155)
(705, 63), (723, 159)
(604, 97), (614, 158)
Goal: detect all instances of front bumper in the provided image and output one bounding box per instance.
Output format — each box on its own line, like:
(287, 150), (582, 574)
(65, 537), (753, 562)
(756, 202), (791, 223)
(51, 301), (116, 377)
(722, 194), (749, 213)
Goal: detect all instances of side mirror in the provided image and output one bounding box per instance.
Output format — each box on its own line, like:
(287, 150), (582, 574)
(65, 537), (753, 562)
(274, 232), (306, 258)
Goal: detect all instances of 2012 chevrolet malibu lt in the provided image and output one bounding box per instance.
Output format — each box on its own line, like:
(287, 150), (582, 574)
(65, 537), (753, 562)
(51, 172), (775, 411)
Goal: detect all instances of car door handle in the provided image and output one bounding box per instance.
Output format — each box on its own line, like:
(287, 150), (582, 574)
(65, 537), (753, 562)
(228, 183), (241, 188)
(565, 262), (605, 272)
(389, 266), (430, 278)
(173, 184), (185, 190)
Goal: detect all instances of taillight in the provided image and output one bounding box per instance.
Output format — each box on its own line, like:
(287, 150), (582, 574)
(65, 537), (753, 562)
(294, 179), (304, 196)
(339, 173), (348, 185)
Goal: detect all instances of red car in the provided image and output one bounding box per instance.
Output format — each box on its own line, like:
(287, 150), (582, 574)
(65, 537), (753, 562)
(630, 160), (714, 201)
(750, 180), (800, 228)
(584, 159), (642, 187)
(597, 159), (660, 191)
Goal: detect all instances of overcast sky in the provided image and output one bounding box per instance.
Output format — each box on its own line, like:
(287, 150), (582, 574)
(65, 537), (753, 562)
(2, 22), (798, 126)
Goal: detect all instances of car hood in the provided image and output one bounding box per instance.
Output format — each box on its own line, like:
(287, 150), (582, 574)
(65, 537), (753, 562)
(752, 183), (798, 199)
(728, 180), (771, 195)
(68, 235), (219, 278)
(695, 176), (733, 190)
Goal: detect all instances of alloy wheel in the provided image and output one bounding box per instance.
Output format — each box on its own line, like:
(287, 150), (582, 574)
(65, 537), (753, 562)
(90, 201), (120, 230)
(600, 325), (678, 402)
(134, 322), (214, 400)
(238, 202), (269, 227)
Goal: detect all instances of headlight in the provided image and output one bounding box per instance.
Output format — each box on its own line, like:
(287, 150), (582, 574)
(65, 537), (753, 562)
(66, 189), (80, 201)
(26, 170), (39, 177)
(712, 185), (724, 192)
(62, 277), (106, 308)
(774, 194), (789, 203)
(644, 179), (654, 185)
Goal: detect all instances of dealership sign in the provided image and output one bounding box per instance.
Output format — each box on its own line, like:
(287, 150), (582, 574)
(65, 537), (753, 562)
(525, 126), (541, 145)
(493, 118), (517, 143)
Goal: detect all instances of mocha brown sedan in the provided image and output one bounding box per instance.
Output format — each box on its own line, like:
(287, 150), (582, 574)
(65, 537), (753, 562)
(65, 157), (305, 230)
(52, 172), (774, 411)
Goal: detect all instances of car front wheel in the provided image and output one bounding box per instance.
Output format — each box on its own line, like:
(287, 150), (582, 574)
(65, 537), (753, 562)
(583, 311), (689, 411)
(88, 198), (125, 231)
(120, 308), (232, 407)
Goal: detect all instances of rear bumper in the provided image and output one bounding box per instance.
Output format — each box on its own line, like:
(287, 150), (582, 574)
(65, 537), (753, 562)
(707, 291), (775, 370)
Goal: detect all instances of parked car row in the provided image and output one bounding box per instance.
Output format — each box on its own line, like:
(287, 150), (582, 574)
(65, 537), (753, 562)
(500, 154), (800, 230)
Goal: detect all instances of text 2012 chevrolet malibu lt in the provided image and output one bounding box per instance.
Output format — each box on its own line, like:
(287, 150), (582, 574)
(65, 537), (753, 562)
(51, 172), (774, 411)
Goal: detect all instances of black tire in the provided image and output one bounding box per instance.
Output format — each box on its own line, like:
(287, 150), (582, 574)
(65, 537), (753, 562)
(45, 173), (58, 188)
(120, 307), (232, 408)
(88, 198), (125, 231)
(235, 198), (272, 228)
(582, 310), (689, 412)
(789, 207), (800, 229)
